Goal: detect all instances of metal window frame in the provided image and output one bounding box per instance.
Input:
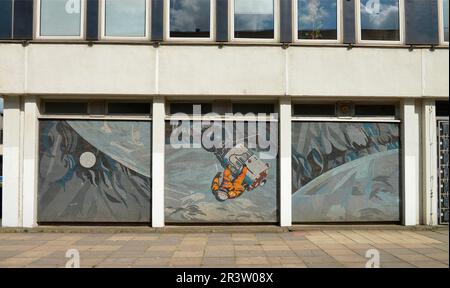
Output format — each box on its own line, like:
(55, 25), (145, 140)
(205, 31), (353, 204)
(39, 99), (153, 121)
(439, 0), (449, 46)
(437, 118), (449, 224)
(165, 101), (279, 122)
(291, 101), (400, 122)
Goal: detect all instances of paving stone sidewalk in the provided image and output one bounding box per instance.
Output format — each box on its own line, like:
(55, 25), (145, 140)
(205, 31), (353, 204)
(0, 229), (448, 268)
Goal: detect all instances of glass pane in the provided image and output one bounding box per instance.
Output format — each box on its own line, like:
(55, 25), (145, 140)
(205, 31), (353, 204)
(0, 0), (13, 38)
(40, 0), (82, 36)
(105, 0), (146, 37)
(292, 122), (401, 222)
(298, 0), (338, 40)
(444, 0), (449, 42)
(293, 104), (336, 116)
(108, 103), (151, 114)
(170, 0), (211, 38)
(360, 0), (400, 41)
(38, 120), (152, 222)
(165, 120), (278, 223)
(354, 105), (396, 116)
(234, 0), (274, 39)
(170, 103), (213, 115)
(44, 102), (88, 114)
(232, 103), (275, 114)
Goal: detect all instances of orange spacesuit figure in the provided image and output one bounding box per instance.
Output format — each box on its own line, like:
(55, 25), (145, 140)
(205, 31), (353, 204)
(211, 165), (249, 201)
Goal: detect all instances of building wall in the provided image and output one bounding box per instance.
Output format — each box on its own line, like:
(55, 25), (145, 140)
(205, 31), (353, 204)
(0, 43), (448, 227)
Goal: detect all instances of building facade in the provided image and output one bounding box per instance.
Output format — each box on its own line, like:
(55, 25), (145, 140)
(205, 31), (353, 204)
(0, 0), (448, 228)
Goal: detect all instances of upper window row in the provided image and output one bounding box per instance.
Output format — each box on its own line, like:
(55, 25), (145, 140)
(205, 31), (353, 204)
(19, 0), (450, 44)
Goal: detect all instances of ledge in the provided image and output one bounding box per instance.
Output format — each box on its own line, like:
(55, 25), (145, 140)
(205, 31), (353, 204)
(0, 225), (447, 234)
(0, 40), (449, 50)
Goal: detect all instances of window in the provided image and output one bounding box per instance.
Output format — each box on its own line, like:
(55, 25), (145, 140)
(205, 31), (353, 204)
(102, 0), (149, 38)
(436, 101), (449, 118)
(358, 0), (403, 43)
(38, 0), (85, 38)
(442, 0), (449, 44)
(170, 103), (213, 115)
(232, 103), (275, 114)
(168, 0), (213, 39)
(232, 0), (277, 40)
(354, 105), (396, 117)
(0, 0), (13, 39)
(108, 102), (152, 115)
(44, 102), (88, 114)
(293, 104), (336, 116)
(291, 121), (401, 222)
(295, 0), (340, 42)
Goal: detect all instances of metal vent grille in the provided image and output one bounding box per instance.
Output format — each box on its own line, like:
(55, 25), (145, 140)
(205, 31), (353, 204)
(438, 120), (449, 225)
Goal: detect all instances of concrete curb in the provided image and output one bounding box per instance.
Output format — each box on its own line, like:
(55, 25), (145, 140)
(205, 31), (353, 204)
(0, 225), (447, 234)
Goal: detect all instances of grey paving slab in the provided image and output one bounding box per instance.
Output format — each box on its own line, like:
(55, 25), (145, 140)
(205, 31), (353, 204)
(0, 229), (447, 268)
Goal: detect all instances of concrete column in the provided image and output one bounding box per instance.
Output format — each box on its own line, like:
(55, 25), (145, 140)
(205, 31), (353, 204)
(279, 97), (292, 227)
(401, 99), (421, 226)
(22, 96), (39, 228)
(152, 97), (165, 227)
(2, 96), (22, 227)
(422, 100), (438, 226)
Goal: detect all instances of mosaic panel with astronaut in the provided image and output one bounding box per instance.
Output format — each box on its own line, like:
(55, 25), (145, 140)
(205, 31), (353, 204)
(165, 121), (278, 223)
(292, 122), (401, 222)
(38, 120), (151, 223)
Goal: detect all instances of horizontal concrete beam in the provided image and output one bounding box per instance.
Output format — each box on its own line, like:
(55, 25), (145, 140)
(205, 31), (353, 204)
(0, 44), (448, 97)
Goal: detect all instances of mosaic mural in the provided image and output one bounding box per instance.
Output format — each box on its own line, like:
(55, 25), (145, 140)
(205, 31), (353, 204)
(292, 122), (401, 222)
(38, 120), (152, 223)
(165, 121), (278, 223)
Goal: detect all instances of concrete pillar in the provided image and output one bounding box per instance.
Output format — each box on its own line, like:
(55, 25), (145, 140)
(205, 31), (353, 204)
(22, 96), (39, 228)
(2, 96), (22, 227)
(152, 97), (165, 227)
(421, 100), (438, 226)
(401, 99), (421, 226)
(279, 97), (292, 227)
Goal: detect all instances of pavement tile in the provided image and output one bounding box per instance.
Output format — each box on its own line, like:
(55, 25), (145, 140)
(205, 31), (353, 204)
(90, 245), (122, 252)
(132, 257), (171, 267)
(395, 254), (436, 262)
(261, 245), (291, 251)
(235, 250), (267, 257)
(0, 257), (39, 267)
(281, 263), (308, 268)
(409, 261), (449, 268)
(205, 249), (235, 258)
(293, 249), (328, 257)
(306, 262), (344, 268)
(301, 255), (337, 264)
(236, 256), (269, 265)
(425, 253), (449, 262)
(264, 250), (297, 257)
(331, 255), (367, 263)
(80, 258), (105, 268)
(323, 249), (359, 256)
(147, 245), (177, 252)
(202, 257), (235, 267)
(266, 256), (305, 265)
(143, 251), (174, 258)
(173, 251), (204, 258)
(380, 262), (416, 268)
(170, 257), (203, 267)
